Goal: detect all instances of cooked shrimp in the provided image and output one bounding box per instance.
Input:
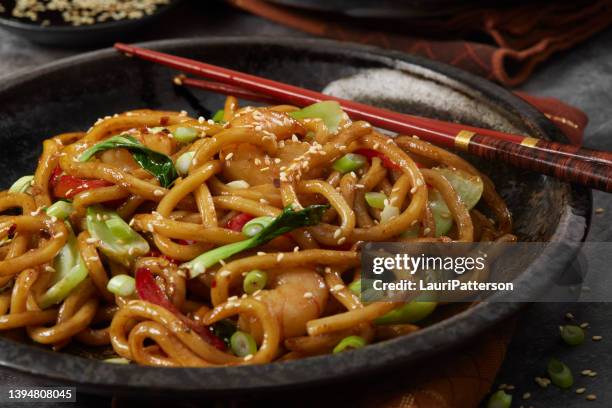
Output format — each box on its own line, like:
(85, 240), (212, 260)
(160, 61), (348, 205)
(229, 108), (305, 140)
(239, 268), (328, 340)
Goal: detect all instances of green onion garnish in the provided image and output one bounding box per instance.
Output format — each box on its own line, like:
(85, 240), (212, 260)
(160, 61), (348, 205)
(364, 192), (387, 210)
(230, 331), (257, 357)
(181, 204), (328, 278)
(212, 110), (225, 123)
(9, 175), (34, 194)
(107, 274), (136, 297)
(333, 335), (366, 353)
(242, 216), (274, 238)
(289, 101), (344, 132)
(375, 300), (437, 325)
(176, 151), (195, 176)
(560, 325), (585, 346)
(547, 358), (574, 389)
(46, 201), (73, 220)
(243, 270), (267, 295)
(172, 127), (199, 143)
(332, 153), (367, 174)
(486, 390), (512, 408)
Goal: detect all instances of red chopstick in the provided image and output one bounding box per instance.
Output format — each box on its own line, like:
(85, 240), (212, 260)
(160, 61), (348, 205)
(114, 43), (612, 193)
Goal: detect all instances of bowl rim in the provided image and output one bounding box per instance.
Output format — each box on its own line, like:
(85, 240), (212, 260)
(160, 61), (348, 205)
(0, 36), (591, 395)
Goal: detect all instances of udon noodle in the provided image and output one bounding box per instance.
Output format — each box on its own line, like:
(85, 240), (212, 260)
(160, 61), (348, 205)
(0, 98), (515, 366)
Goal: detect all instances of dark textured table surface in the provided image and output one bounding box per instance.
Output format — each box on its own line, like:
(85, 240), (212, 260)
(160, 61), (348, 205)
(0, 1), (610, 407)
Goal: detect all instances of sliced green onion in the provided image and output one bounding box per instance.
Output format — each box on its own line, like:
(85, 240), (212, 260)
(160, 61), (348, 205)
(375, 300), (437, 325)
(39, 224), (88, 309)
(149, 127), (166, 134)
(242, 216), (274, 238)
(46, 201), (73, 220)
(86, 206), (149, 267)
(560, 325), (585, 346)
(104, 357), (130, 364)
(333, 335), (366, 353)
(434, 168), (484, 210)
(365, 192), (387, 210)
(226, 180), (250, 189)
(289, 101), (344, 132)
(107, 274), (136, 297)
(429, 189), (453, 236)
(487, 390), (512, 408)
(105, 218), (133, 241)
(349, 280), (361, 296)
(172, 127), (199, 143)
(230, 331), (257, 357)
(380, 205), (399, 223)
(332, 153), (367, 174)
(243, 270), (267, 295)
(9, 175), (34, 193)
(175, 151), (195, 176)
(181, 205), (328, 278)
(547, 358), (574, 389)
(212, 109), (225, 123)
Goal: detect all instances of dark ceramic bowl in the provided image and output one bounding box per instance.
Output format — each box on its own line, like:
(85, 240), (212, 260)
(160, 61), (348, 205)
(0, 0), (181, 47)
(0, 38), (590, 396)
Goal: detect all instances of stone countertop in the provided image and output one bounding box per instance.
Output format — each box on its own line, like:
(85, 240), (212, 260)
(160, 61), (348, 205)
(0, 1), (610, 407)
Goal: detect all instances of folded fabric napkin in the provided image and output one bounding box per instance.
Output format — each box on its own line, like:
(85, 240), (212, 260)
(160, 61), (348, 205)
(228, 0), (612, 86)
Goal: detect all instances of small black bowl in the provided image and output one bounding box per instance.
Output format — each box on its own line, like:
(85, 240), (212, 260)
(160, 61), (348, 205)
(0, 37), (590, 396)
(0, 0), (182, 47)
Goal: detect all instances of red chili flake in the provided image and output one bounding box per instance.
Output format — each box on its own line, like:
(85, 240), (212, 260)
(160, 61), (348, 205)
(160, 116), (170, 126)
(211, 279), (217, 288)
(175, 239), (197, 245)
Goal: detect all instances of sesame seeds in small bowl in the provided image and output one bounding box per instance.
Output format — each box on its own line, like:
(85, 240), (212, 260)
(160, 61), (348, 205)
(0, 0), (182, 47)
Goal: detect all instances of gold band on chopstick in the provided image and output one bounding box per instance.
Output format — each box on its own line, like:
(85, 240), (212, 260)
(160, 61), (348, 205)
(520, 137), (539, 148)
(455, 130), (475, 150)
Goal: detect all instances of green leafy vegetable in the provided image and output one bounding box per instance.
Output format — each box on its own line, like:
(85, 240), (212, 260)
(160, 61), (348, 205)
(182, 204), (328, 278)
(364, 192), (387, 210)
(79, 134), (177, 188)
(429, 189), (453, 237)
(86, 205), (149, 267)
(39, 224), (88, 309)
(289, 101), (344, 132)
(332, 153), (367, 174)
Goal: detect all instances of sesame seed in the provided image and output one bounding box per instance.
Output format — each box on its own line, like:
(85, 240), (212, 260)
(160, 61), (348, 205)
(198, 116), (205, 124)
(153, 189), (164, 197)
(581, 370), (592, 376)
(585, 394), (597, 401)
(333, 229), (342, 239)
(86, 237), (97, 244)
(332, 284), (344, 292)
(576, 388), (586, 394)
(257, 252), (266, 256)
(225, 153), (234, 160)
(219, 270), (231, 277)
(588, 371), (597, 377)
(595, 208), (604, 214)
(244, 354), (254, 361)
(260, 167), (269, 172)
(337, 237), (346, 245)
(522, 393), (531, 399)
(303, 292), (313, 299)
(565, 312), (575, 320)
(592, 335), (603, 341)
(276, 253), (284, 262)
(580, 322), (590, 328)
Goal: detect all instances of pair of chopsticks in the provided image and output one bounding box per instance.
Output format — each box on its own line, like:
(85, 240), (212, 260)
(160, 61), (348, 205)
(114, 42), (612, 193)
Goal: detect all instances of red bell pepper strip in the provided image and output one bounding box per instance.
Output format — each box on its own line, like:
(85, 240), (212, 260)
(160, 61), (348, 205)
(353, 148), (402, 171)
(135, 268), (226, 350)
(225, 213), (254, 232)
(50, 167), (113, 199)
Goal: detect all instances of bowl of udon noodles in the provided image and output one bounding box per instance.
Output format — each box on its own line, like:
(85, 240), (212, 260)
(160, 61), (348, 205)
(0, 38), (589, 394)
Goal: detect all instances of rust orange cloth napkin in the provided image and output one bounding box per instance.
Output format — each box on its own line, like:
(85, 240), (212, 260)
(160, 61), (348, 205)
(228, 0), (612, 86)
